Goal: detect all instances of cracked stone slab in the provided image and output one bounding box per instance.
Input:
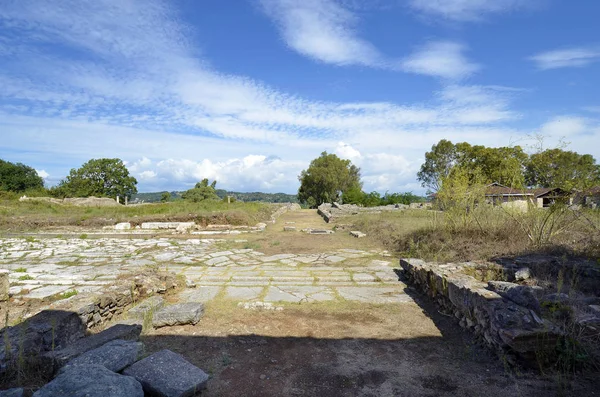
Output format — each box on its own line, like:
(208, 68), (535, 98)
(225, 286), (265, 300)
(179, 286), (222, 302)
(22, 285), (70, 299)
(264, 286), (335, 302)
(205, 256), (229, 266)
(336, 287), (412, 303)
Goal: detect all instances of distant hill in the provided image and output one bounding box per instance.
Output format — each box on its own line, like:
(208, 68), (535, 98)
(132, 190), (297, 203)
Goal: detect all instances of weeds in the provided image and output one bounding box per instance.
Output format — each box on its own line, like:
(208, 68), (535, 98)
(18, 275), (34, 281)
(57, 290), (78, 300)
(14, 268), (27, 273)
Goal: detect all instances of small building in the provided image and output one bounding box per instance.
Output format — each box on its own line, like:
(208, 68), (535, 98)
(484, 183), (572, 209)
(575, 186), (600, 209)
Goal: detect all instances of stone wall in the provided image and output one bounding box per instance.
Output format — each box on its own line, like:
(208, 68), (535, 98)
(400, 259), (563, 365)
(318, 202), (431, 223)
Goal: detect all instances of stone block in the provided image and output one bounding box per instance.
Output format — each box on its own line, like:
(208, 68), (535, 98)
(514, 267), (531, 281)
(127, 296), (165, 320)
(283, 226), (296, 231)
(65, 339), (143, 372)
(0, 388), (24, 397)
(123, 349), (209, 397)
(0, 271), (9, 301)
(43, 323), (142, 371)
(152, 303), (204, 328)
(350, 231), (366, 238)
(33, 364), (143, 397)
(115, 222), (131, 230)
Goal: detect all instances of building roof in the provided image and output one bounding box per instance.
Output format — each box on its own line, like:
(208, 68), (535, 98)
(485, 183), (532, 197)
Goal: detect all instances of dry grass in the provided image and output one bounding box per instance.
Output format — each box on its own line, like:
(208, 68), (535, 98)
(0, 197), (276, 231)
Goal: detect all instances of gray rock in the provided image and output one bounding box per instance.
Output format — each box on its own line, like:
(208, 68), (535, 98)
(152, 303), (204, 328)
(487, 281), (541, 313)
(123, 349), (209, 397)
(0, 388), (24, 397)
(514, 267), (531, 281)
(0, 271), (9, 301)
(33, 364), (143, 397)
(127, 296), (165, 320)
(542, 293), (570, 304)
(43, 323), (141, 371)
(65, 339), (143, 372)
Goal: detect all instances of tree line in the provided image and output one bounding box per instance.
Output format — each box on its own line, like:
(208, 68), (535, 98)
(417, 139), (600, 193)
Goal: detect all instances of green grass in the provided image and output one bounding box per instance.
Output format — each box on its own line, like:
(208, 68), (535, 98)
(14, 267), (27, 273)
(58, 290), (78, 300)
(18, 275), (34, 281)
(0, 197), (276, 230)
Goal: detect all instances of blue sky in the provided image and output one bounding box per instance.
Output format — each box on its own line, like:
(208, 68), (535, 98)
(1, 0), (599, 194)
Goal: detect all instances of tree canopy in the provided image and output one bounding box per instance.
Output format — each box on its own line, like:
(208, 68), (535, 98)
(417, 139), (600, 192)
(298, 152), (361, 207)
(525, 148), (600, 191)
(55, 158), (137, 199)
(417, 140), (528, 192)
(182, 179), (220, 202)
(0, 159), (44, 192)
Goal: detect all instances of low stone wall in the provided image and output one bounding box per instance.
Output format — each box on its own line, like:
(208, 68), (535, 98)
(318, 202), (431, 223)
(19, 196), (120, 207)
(400, 259), (563, 365)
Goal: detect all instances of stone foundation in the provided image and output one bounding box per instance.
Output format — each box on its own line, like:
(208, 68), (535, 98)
(400, 258), (563, 365)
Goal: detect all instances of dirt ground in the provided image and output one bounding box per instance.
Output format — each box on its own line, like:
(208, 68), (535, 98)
(142, 296), (599, 397)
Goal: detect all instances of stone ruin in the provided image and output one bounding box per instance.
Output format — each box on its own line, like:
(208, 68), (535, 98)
(0, 271), (209, 396)
(317, 201), (431, 223)
(400, 259), (600, 367)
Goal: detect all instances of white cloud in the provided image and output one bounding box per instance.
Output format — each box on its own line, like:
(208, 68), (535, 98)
(539, 116), (588, 137)
(2, 0), (595, 195)
(259, 0), (382, 67)
(401, 41), (480, 80)
(36, 169), (49, 179)
(529, 46), (600, 70)
(409, 0), (529, 22)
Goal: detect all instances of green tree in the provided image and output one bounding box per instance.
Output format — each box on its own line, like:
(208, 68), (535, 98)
(55, 158), (137, 199)
(525, 148), (600, 191)
(0, 159), (44, 192)
(160, 192), (171, 202)
(298, 152), (362, 208)
(182, 179), (220, 202)
(418, 140), (528, 191)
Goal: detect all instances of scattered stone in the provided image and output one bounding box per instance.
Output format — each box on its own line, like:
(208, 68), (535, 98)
(283, 226), (296, 231)
(542, 293), (570, 304)
(43, 323), (142, 371)
(514, 267), (531, 281)
(0, 388), (24, 397)
(127, 296), (165, 321)
(307, 229), (334, 235)
(123, 349), (209, 397)
(65, 339), (143, 372)
(350, 231), (366, 238)
(114, 222), (131, 230)
(185, 279), (196, 288)
(152, 303), (204, 328)
(259, 374), (267, 380)
(33, 364), (143, 397)
(256, 223), (267, 230)
(237, 301), (283, 311)
(140, 222), (195, 230)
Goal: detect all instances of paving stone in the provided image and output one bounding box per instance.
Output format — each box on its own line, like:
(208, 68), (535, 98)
(66, 339), (143, 372)
(34, 364), (143, 397)
(336, 287), (412, 303)
(23, 285), (70, 299)
(353, 273), (376, 282)
(324, 255), (346, 263)
(264, 286), (335, 302)
(205, 256), (229, 266)
(260, 254), (297, 262)
(226, 286), (265, 300)
(209, 251), (234, 257)
(123, 349), (209, 397)
(179, 286), (221, 302)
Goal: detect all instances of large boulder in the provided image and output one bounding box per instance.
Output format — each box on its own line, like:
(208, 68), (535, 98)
(43, 323), (141, 372)
(123, 349), (209, 397)
(64, 339), (143, 373)
(0, 310), (85, 374)
(33, 364), (143, 397)
(152, 303), (204, 328)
